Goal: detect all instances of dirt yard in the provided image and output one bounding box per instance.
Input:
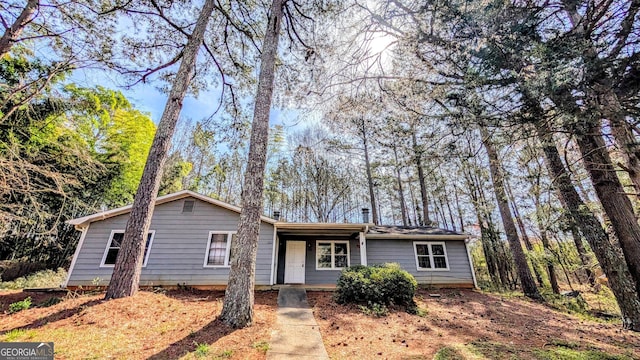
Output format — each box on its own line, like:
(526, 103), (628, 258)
(2, 288), (639, 359)
(0, 289), (277, 359)
(308, 289), (640, 360)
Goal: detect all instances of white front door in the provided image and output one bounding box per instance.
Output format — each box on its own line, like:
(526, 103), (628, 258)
(284, 241), (306, 284)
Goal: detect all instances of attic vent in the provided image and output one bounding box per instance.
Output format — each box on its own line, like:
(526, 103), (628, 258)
(182, 200), (195, 213)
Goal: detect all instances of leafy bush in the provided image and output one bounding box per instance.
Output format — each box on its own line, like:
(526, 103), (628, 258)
(0, 268), (67, 290)
(9, 297), (32, 313)
(335, 263), (417, 312)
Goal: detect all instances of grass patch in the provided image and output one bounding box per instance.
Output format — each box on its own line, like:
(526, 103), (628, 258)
(1, 329), (36, 342)
(434, 346), (463, 360)
(469, 340), (523, 359)
(216, 350), (233, 359)
(194, 343), (210, 357)
(0, 268), (67, 290)
(534, 347), (633, 360)
(252, 340), (269, 353)
(8, 296), (32, 313)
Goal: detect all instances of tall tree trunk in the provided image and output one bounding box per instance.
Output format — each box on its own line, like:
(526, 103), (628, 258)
(0, 0), (38, 57)
(505, 178), (545, 288)
(412, 131), (431, 225)
(104, 0), (214, 300)
(361, 119), (378, 224)
(392, 142), (408, 226)
(610, 118), (640, 197)
(573, 122), (640, 301)
(220, 0), (283, 328)
(536, 122), (640, 331)
(453, 184), (465, 232)
(569, 228), (595, 285)
(480, 126), (541, 299)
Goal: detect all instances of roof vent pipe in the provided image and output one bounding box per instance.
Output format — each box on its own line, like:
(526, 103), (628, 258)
(361, 208), (370, 223)
(273, 210), (281, 221)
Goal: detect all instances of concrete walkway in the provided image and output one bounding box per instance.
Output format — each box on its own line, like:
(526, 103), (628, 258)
(266, 286), (329, 359)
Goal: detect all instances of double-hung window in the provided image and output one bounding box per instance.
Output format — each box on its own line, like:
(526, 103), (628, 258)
(101, 230), (155, 267)
(316, 241), (350, 270)
(414, 242), (449, 271)
(204, 232), (236, 267)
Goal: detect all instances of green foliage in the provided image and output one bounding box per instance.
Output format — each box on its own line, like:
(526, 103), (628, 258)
(194, 343), (210, 357)
(252, 341), (270, 353)
(434, 346), (464, 360)
(335, 263), (417, 312)
(0, 268), (67, 290)
(9, 297), (32, 313)
(533, 347), (633, 360)
(1, 329), (36, 342)
(357, 302), (389, 317)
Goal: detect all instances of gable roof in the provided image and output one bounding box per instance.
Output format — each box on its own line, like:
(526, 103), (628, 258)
(68, 190), (278, 228)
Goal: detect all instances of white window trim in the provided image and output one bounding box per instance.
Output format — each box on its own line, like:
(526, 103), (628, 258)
(316, 240), (350, 271)
(413, 241), (450, 271)
(203, 231), (236, 268)
(100, 229), (155, 268)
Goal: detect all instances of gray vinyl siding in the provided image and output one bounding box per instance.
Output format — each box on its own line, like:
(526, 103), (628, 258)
(66, 197), (275, 287)
(304, 238), (361, 285)
(366, 239), (473, 286)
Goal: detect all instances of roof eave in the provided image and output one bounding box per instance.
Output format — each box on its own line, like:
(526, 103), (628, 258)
(67, 190), (277, 228)
(365, 233), (469, 240)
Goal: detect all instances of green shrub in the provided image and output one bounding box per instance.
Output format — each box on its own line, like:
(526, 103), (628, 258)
(335, 263), (417, 311)
(9, 297), (32, 313)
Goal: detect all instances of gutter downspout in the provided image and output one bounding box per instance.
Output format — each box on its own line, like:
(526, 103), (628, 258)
(464, 237), (479, 289)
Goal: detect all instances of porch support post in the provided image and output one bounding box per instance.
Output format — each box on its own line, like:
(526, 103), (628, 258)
(359, 231), (367, 266)
(270, 226), (278, 285)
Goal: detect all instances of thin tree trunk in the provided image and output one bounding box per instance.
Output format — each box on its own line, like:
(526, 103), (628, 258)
(104, 0), (214, 300)
(0, 0), (38, 57)
(453, 184), (465, 232)
(361, 119), (378, 224)
(505, 177), (545, 288)
(392, 142), (408, 226)
(536, 121), (640, 331)
(220, 0), (283, 328)
(480, 126), (541, 299)
(569, 228), (595, 285)
(412, 131), (431, 225)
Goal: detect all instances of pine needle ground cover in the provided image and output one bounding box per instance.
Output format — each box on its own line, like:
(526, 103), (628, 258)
(0, 289), (277, 359)
(309, 289), (640, 360)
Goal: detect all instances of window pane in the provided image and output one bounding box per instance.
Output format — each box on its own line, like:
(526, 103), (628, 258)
(208, 233), (228, 265)
(318, 243), (331, 256)
(334, 243), (347, 255)
(335, 255), (348, 268)
(416, 244), (429, 256)
(318, 255), (331, 268)
(111, 233), (124, 248)
(432, 244), (445, 256)
(143, 233), (153, 259)
(105, 249), (119, 264)
(418, 256), (431, 268)
(433, 256), (447, 269)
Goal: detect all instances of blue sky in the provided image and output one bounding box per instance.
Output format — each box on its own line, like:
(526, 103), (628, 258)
(71, 68), (302, 131)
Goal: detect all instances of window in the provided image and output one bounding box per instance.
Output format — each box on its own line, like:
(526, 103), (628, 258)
(204, 232), (236, 267)
(316, 241), (350, 270)
(414, 242), (449, 271)
(101, 230), (155, 267)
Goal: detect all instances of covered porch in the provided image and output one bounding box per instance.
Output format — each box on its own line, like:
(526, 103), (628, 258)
(271, 223), (368, 286)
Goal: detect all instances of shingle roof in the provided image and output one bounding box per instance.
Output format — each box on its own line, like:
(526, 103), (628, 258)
(367, 225), (465, 236)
